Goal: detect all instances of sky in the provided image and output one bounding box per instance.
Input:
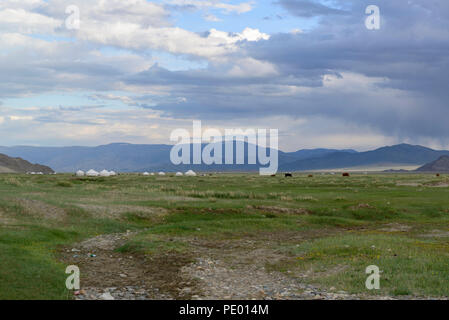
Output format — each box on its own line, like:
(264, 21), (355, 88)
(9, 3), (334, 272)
(0, 0), (448, 152)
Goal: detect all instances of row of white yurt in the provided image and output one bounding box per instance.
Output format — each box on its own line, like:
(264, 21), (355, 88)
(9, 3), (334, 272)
(76, 170), (85, 176)
(185, 170), (197, 176)
(176, 172), (183, 176)
(78, 170), (117, 177)
(86, 169), (98, 177)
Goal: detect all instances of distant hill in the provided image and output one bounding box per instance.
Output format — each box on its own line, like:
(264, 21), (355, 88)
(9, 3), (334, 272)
(287, 148), (357, 160)
(416, 155), (449, 172)
(0, 143), (354, 172)
(0, 143), (447, 173)
(280, 144), (449, 171)
(0, 153), (54, 174)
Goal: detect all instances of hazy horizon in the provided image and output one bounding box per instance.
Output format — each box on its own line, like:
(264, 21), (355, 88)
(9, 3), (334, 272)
(0, 141), (445, 154)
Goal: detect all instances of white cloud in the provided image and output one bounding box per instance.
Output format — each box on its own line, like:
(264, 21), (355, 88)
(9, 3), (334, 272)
(44, 0), (170, 27)
(204, 13), (222, 22)
(76, 23), (269, 59)
(228, 58), (278, 78)
(290, 28), (303, 34)
(167, 0), (253, 14)
(0, 0), (45, 10)
(0, 8), (62, 34)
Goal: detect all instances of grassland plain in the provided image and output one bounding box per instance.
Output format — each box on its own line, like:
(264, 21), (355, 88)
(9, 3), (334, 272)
(0, 173), (448, 299)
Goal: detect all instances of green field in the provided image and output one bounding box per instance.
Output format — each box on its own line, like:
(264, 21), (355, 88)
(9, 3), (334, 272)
(0, 173), (448, 299)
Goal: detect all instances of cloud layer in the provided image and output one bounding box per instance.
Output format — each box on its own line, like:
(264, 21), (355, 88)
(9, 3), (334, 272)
(1, 0), (449, 151)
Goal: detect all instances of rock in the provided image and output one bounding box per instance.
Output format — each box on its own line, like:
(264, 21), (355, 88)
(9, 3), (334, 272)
(119, 274), (128, 278)
(100, 292), (115, 300)
(181, 287), (192, 294)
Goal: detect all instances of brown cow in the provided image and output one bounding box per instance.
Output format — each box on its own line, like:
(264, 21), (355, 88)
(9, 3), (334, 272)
(342, 172), (350, 177)
(285, 173), (293, 177)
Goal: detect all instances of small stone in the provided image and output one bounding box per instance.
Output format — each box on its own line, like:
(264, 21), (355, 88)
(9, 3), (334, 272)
(119, 273), (127, 278)
(181, 287), (192, 294)
(100, 292), (115, 300)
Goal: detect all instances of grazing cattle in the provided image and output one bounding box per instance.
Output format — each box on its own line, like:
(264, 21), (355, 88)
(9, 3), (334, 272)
(308, 174), (313, 178)
(436, 173), (441, 177)
(285, 173), (293, 177)
(342, 172), (350, 177)
(271, 174), (276, 177)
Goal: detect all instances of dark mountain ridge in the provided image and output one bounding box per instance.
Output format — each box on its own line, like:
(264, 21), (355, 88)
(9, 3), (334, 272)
(280, 144), (449, 171)
(0, 153), (54, 174)
(417, 155), (449, 172)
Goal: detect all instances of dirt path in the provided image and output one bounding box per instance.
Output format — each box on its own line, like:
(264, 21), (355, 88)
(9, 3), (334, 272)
(60, 231), (198, 300)
(60, 231), (437, 300)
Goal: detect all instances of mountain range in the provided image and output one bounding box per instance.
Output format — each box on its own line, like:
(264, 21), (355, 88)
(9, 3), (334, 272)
(0, 143), (448, 173)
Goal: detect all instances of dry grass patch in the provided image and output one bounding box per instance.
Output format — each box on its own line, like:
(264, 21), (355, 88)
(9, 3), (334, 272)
(77, 204), (168, 220)
(14, 199), (67, 221)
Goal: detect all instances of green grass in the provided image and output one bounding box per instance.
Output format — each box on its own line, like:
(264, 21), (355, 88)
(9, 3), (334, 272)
(0, 173), (448, 299)
(116, 234), (189, 255)
(273, 234), (449, 297)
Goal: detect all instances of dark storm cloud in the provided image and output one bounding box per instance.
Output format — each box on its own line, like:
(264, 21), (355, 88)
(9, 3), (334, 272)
(278, 0), (349, 17)
(123, 0), (449, 142)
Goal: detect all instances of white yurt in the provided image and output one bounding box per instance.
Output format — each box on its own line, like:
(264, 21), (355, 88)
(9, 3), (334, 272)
(158, 172), (166, 176)
(150, 173), (155, 176)
(175, 172), (183, 176)
(100, 170), (110, 177)
(87, 169), (99, 177)
(143, 172), (150, 176)
(76, 170), (85, 177)
(185, 170), (197, 176)
(109, 171), (117, 176)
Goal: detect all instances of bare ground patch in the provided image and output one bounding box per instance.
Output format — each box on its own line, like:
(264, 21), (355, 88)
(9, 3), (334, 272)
(379, 223), (413, 232)
(248, 205), (311, 215)
(76, 204), (168, 220)
(396, 182), (422, 187)
(350, 203), (376, 210)
(14, 199), (67, 221)
(425, 181), (449, 188)
(0, 210), (17, 225)
(59, 228), (440, 300)
(60, 232), (199, 300)
(419, 229), (449, 238)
